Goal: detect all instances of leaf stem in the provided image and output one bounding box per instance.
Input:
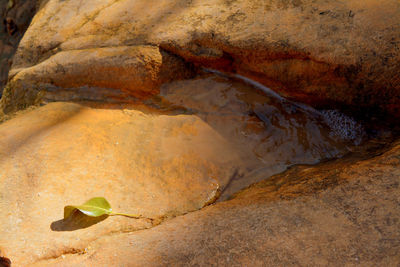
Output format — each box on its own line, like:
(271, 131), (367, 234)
(110, 212), (142, 218)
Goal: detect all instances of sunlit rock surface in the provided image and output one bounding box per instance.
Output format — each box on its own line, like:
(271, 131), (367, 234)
(0, 101), (235, 265)
(33, 141), (400, 267)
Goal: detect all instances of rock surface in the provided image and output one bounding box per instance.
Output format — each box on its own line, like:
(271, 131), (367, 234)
(0, 101), (237, 265)
(32, 141), (400, 266)
(1, 0), (400, 117)
(0, 73), (358, 265)
(0, 0), (399, 266)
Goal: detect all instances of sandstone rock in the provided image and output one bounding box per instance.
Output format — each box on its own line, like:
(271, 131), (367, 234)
(2, 0), (400, 117)
(32, 141), (400, 266)
(0, 1), (399, 266)
(0, 45), (194, 115)
(0, 73), (359, 265)
(0, 101), (238, 265)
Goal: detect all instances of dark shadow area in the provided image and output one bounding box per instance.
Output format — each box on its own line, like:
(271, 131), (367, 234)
(51, 210), (108, 232)
(0, 0), (37, 95)
(0, 256), (11, 267)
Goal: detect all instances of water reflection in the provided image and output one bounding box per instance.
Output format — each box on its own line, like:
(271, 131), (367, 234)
(160, 74), (362, 200)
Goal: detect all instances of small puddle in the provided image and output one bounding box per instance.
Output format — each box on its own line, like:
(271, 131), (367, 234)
(35, 70), (392, 202)
(156, 71), (368, 200)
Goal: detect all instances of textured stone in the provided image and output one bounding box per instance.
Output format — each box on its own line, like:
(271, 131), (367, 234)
(0, 101), (238, 265)
(32, 141), (400, 267)
(0, 74), (362, 265)
(2, 0), (400, 117)
(0, 45), (194, 115)
(0, 1), (399, 266)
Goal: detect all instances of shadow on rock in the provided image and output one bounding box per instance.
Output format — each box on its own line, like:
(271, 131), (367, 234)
(50, 211), (108, 231)
(0, 256), (11, 267)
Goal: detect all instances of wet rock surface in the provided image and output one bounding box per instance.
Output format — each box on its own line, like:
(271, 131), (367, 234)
(159, 74), (356, 199)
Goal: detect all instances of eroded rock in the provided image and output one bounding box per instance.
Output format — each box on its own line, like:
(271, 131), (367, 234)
(1, 45), (194, 115)
(0, 0), (399, 266)
(0, 73), (363, 264)
(2, 0), (400, 118)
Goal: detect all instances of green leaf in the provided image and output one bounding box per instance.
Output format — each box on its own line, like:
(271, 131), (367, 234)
(64, 197), (112, 219)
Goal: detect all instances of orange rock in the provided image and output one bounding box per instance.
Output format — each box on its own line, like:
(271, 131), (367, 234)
(0, 75), (358, 265)
(2, 0), (399, 117)
(31, 141), (400, 267)
(0, 102), (237, 265)
(0, 0), (399, 265)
